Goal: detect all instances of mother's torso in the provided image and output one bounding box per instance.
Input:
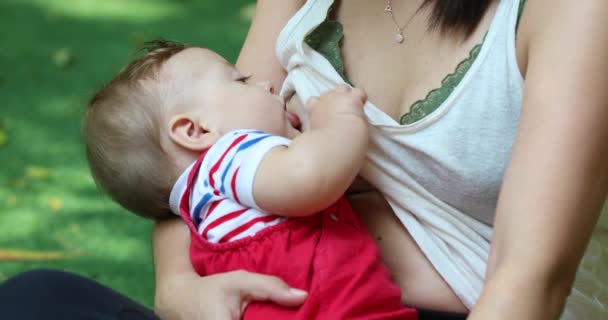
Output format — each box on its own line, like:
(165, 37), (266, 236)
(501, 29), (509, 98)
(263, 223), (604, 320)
(285, 0), (529, 312)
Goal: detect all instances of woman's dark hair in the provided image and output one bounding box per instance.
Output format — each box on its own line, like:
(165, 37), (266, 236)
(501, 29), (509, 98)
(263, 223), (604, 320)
(421, 0), (494, 38)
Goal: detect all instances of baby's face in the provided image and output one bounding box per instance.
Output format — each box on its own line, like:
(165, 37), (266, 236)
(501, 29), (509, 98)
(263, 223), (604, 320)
(160, 47), (301, 138)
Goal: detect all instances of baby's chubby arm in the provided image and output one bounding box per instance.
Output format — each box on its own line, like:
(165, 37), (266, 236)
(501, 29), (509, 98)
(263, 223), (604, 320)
(252, 85), (368, 216)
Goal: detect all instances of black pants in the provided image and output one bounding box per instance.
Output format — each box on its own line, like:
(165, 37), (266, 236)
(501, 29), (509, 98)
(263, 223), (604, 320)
(0, 269), (158, 320)
(0, 269), (467, 320)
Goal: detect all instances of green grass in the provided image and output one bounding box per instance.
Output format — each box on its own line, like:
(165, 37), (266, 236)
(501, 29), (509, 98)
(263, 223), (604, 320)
(0, 0), (254, 308)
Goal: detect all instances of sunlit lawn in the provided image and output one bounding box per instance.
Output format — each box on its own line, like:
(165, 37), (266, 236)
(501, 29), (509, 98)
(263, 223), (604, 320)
(0, 0), (253, 307)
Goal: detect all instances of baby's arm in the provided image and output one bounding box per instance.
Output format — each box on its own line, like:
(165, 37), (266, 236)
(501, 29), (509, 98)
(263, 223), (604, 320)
(253, 85), (368, 216)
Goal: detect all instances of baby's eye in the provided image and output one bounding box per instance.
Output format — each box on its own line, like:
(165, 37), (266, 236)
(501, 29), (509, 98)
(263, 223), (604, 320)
(236, 75), (251, 83)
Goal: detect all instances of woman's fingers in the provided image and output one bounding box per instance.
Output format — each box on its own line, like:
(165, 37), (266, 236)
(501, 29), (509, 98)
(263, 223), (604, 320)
(228, 270), (308, 310)
(155, 269), (306, 320)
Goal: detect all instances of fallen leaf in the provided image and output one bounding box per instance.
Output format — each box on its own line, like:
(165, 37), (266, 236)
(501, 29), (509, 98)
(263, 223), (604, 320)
(25, 166), (50, 180)
(48, 197), (63, 212)
(0, 249), (73, 261)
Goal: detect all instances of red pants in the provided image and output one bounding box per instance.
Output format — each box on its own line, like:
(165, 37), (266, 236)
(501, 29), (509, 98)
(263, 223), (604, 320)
(188, 197), (417, 319)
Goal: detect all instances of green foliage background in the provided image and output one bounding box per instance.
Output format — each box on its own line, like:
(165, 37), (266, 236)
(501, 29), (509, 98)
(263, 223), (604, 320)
(0, 0), (254, 308)
(2, 0), (607, 312)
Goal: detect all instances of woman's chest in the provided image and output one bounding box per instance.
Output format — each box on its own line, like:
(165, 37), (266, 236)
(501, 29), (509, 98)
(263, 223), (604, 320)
(333, 0), (498, 122)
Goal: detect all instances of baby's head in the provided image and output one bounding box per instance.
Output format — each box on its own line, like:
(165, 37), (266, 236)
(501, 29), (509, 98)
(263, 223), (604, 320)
(83, 40), (300, 219)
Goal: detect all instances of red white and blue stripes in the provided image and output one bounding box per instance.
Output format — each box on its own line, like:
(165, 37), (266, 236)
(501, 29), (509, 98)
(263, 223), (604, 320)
(169, 130), (290, 243)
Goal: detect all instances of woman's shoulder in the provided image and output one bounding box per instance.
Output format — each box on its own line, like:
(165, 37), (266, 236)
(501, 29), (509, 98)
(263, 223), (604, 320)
(517, 0), (607, 32)
(515, 0), (607, 77)
(514, 0), (608, 123)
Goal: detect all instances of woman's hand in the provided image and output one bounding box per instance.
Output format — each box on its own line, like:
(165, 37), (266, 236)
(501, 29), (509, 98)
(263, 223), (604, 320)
(155, 269), (307, 320)
(153, 219), (306, 320)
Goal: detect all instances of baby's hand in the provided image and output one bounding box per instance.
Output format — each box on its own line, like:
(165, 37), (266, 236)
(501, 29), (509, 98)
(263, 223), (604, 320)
(306, 84), (367, 130)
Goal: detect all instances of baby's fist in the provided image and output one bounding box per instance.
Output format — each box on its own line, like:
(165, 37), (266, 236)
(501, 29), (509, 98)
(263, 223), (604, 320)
(306, 85), (368, 129)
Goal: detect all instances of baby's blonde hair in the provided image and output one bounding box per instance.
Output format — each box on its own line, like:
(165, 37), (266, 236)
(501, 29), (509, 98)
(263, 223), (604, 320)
(83, 39), (190, 219)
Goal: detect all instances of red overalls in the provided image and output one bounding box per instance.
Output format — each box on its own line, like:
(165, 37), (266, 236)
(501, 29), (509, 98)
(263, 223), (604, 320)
(180, 156), (417, 320)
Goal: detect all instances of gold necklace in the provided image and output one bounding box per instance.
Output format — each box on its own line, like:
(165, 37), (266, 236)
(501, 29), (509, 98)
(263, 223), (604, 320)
(384, 0), (419, 44)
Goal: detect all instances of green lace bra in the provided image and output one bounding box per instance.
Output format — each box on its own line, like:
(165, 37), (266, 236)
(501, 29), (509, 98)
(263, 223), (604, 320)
(304, 0), (526, 125)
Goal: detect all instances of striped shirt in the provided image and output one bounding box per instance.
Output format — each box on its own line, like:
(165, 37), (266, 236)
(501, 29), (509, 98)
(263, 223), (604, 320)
(169, 130), (290, 243)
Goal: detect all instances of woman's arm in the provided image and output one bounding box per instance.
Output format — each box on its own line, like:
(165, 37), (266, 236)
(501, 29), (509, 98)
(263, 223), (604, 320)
(469, 0), (608, 319)
(153, 2), (306, 319)
(254, 87), (368, 216)
(236, 0), (305, 88)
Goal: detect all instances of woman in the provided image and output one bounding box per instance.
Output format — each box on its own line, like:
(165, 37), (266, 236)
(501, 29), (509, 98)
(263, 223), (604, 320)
(1, 0), (606, 319)
(154, 0), (608, 319)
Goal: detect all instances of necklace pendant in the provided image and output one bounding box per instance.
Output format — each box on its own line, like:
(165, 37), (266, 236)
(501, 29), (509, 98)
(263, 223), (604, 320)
(395, 32), (404, 44)
(384, 4), (392, 13)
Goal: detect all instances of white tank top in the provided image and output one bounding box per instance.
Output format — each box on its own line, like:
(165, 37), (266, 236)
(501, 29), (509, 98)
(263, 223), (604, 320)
(277, 0), (606, 317)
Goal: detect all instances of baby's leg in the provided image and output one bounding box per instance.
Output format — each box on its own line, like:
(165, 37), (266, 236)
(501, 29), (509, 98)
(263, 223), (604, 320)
(348, 188), (468, 314)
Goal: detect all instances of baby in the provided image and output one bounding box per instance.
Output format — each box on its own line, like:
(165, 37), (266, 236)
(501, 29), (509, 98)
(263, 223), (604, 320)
(83, 40), (416, 319)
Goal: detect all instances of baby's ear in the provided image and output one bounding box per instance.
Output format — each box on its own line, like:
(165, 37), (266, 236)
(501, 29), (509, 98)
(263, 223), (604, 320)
(168, 114), (219, 151)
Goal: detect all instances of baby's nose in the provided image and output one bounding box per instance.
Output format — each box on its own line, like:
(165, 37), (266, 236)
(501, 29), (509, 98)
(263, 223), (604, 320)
(258, 81), (275, 94)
